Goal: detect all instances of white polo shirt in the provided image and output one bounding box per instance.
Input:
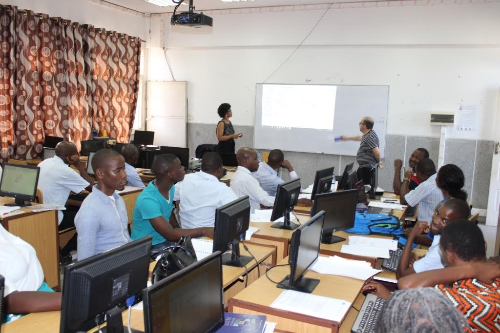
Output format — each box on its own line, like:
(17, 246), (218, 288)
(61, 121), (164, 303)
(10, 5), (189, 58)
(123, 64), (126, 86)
(230, 166), (275, 213)
(174, 171), (238, 229)
(37, 156), (90, 224)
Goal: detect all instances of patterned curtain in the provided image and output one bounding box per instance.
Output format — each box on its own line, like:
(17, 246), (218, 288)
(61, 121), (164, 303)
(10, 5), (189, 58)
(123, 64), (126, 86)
(0, 5), (141, 162)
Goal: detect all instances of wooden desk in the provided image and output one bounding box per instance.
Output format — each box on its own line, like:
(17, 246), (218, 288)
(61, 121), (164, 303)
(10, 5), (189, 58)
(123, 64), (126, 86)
(0, 198), (60, 289)
(229, 256), (365, 333)
(220, 167), (236, 186)
(250, 222), (295, 262)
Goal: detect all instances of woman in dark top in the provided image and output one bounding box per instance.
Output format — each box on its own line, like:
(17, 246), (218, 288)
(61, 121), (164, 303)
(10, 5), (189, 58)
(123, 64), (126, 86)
(216, 103), (242, 154)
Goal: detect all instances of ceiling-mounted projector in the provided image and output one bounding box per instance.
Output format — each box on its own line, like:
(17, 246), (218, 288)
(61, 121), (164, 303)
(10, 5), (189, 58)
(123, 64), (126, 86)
(171, 0), (213, 27)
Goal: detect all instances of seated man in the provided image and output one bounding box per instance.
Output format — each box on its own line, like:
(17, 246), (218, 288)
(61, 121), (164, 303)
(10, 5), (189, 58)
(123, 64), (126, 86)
(121, 144), (145, 188)
(131, 154), (213, 252)
(398, 220), (500, 332)
(396, 198), (470, 278)
(1, 224), (61, 322)
(230, 148), (275, 213)
(393, 148), (429, 195)
(174, 152), (237, 229)
(75, 149), (132, 261)
(37, 141), (93, 265)
(400, 158), (444, 224)
(252, 149), (298, 196)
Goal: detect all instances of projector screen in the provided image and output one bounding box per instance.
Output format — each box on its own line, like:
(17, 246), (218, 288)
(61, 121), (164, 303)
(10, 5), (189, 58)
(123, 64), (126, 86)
(254, 84), (388, 156)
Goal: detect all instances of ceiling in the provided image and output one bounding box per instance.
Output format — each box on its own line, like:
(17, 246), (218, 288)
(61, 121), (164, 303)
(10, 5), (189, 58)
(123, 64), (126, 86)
(101, 0), (388, 14)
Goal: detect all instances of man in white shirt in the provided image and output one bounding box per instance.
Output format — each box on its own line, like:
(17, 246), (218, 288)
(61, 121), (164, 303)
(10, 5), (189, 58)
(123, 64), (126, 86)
(252, 149), (298, 196)
(174, 152), (238, 229)
(230, 148), (275, 213)
(37, 141), (93, 265)
(121, 144), (145, 188)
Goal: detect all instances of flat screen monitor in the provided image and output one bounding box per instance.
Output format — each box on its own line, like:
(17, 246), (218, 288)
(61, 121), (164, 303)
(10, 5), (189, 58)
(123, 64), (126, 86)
(348, 170), (358, 189)
(142, 252), (224, 333)
(80, 140), (106, 156)
(43, 135), (63, 148)
(310, 167), (334, 201)
(86, 151), (96, 176)
(60, 237), (152, 333)
(159, 146), (189, 170)
(113, 142), (129, 154)
(43, 148), (56, 160)
(0, 164), (40, 207)
(317, 175), (333, 195)
(338, 162), (354, 191)
(270, 178), (301, 230)
(277, 211), (325, 293)
(311, 189), (358, 244)
(212, 196), (251, 267)
(133, 130), (155, 146)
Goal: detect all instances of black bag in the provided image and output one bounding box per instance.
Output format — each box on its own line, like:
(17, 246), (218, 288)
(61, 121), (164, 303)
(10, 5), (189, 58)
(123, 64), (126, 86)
(151, 236), (198, 284)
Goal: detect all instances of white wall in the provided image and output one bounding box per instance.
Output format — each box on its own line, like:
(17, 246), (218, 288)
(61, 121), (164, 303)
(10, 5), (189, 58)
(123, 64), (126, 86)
(3, 0), (147, 39)
(151, 2), (500, 140)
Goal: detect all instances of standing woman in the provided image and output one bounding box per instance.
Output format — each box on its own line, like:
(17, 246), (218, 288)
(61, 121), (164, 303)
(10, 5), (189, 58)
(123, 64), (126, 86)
(216, 103), (242, 154)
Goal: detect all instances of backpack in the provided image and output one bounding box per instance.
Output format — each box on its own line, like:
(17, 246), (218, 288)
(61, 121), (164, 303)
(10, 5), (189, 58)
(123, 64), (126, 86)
(345, 212), (404, 237)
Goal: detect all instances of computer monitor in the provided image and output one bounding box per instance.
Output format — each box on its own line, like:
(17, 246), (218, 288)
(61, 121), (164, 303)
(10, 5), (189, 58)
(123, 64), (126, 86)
(277, 211), (325, 294)
(270, 178), (301, 230)
(159, 146), (189, 170)
(133, 130), (155, 146)
(43, 135), (63, 148)
(348, 170), (358, 189)
(142, 252), (224, 333)
(338, 162), (354, 190)
(43, 147), (56, 160)
(80, 140), (106, 156)
(312, 189), (358, 244)
(113, 142), (129, 154)
(86, 151), (96, 176)
(212, 196), (251, 267)
(60, 237), (152, 333)
(0, 164), (40, 207)
(310, 167), (334, 201)
(317, 175), (334, 195)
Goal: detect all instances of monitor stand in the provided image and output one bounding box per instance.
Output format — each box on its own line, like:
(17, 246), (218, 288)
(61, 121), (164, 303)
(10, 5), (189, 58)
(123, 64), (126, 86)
(321, 230), (346, 244)
(100, 306), (143, 333)
(5, 197), (31, 207)
(277, 275), (320, 294)
(222, 239), (253, 267)
(271, 210), (299, 230)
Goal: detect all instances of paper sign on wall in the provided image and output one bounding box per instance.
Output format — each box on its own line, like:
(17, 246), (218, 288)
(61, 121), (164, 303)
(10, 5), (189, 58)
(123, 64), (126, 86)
(455, 104), (477, 132)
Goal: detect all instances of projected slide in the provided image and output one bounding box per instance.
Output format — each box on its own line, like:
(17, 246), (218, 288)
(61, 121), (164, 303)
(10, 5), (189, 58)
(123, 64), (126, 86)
(261, 85), (337, 130)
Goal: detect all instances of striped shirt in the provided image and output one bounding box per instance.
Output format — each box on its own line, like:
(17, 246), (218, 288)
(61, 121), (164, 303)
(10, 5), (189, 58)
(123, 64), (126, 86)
(405, 173), (444, 223)
(356, 130), (379, 168)
(436, 278), (500, 332)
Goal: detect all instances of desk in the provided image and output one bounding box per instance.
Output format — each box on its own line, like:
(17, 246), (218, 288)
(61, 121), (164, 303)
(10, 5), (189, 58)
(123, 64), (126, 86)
(250, 222), (295, 262)
(4, 242), (276, 332)
(228, 256), (365, 333)
(220, 167), (236, 185)
(0, 198), (60, 289)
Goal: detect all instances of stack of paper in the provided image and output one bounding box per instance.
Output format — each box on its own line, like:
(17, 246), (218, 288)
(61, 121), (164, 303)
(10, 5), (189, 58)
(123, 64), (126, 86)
(340, 236), (398, 259)
(250, 209), (284, 223)
(191, 238), (214, 260)
(270, 290), (351, 322)
(245, 226), (260, 240)
(298, 193), (311, 200)
(301, 184), (314, 194)
(0, 206), (21, 215)
(368, 201), (406, 211)
(310, 256), (381, 280)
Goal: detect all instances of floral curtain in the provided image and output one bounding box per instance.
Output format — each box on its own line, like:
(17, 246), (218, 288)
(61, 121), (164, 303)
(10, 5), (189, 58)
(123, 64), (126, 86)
(0, 5), (141, 162)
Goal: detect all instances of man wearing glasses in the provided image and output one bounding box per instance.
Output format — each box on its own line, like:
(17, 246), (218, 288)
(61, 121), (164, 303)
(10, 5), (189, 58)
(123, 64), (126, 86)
(396, 198), (470, 278)
(38, 141), (94, 265)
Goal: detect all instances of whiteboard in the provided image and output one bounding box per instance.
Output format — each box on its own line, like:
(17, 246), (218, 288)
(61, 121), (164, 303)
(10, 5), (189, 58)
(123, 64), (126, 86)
(253, 84), (389, 157)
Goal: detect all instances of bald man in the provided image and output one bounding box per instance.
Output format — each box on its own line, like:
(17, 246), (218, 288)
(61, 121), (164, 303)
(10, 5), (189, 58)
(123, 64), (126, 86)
(38, 141), (93, 265)
(340, 116), (381, 184)
(230, 148), (275, 213)
(75, 149), (132, 260)
(121, 144), (145, 188)
(252, 149), (298, 196)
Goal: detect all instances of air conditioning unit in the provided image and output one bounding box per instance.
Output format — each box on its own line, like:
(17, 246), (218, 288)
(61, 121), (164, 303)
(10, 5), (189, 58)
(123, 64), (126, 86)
(430, 113), (455, 126)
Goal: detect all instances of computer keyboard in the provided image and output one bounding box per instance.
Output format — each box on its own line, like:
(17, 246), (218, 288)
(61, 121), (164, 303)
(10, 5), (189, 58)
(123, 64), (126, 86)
(351, 293), (386, 333)
(366, 206), (392, 215)
(381, 248), (403, 272)
(405, 206), (416, 217)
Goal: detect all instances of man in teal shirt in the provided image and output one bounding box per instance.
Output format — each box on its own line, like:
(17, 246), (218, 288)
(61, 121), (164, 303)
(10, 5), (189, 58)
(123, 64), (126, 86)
(131, 154), (213, 251)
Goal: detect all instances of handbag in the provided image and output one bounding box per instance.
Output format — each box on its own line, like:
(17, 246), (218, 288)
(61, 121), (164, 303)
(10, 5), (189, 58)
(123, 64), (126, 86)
(151, 236), (198, 284)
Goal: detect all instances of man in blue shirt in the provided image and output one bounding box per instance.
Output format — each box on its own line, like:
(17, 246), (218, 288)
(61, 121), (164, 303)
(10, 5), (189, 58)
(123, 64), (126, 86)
(252, 149), (298, 196)
(131, 154), (214, 252)
(75, 149), (132, 261)
(121, 144), (145, 188)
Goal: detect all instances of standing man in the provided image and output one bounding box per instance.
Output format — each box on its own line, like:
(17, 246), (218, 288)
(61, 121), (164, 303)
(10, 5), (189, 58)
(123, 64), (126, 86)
(121, 144), (145, 188)
(252, 149), (299, 196)
(75, 149), (132, 260)
(340, 117), (381, 184)
(393, 148), (429, 195)
(37, 141), (93, 265)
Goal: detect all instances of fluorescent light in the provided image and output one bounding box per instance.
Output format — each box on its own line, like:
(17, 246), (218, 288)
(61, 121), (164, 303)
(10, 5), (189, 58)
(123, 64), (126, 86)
(145, 0), (187, 7)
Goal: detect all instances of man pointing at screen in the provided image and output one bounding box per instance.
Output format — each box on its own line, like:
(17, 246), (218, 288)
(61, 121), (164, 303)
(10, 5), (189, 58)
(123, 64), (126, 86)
(340, 116), (382, 184)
